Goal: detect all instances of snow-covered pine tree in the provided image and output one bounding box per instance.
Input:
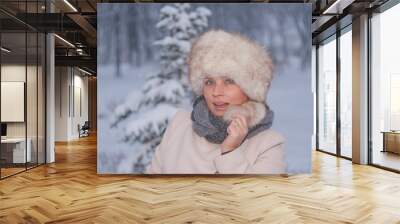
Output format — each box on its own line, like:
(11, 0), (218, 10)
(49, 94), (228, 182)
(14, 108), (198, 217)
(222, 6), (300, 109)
(110, 3), (211, 173)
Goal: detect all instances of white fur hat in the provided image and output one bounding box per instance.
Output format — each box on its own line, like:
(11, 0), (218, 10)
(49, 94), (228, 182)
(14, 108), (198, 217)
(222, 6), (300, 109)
(187, 29), (274, 103)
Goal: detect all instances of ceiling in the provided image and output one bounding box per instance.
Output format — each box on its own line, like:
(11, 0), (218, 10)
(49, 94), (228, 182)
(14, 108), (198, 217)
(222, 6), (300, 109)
(0, 0), (392, 75)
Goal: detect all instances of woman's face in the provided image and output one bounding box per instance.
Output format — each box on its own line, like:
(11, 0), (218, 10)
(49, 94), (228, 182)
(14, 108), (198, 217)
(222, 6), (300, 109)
(202, 76), (249, 117)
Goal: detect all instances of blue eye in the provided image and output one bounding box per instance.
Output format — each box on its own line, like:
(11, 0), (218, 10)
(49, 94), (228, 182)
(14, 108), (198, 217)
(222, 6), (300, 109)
(225, 78), (235, 84)
(204, 79), (214, 85)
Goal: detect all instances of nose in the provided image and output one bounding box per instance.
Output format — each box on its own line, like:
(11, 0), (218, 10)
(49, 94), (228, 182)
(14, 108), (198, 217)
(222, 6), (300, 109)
(212, 81), (224, 97)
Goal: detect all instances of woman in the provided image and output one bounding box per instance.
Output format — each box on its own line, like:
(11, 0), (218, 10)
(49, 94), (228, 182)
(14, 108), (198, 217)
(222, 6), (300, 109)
(146, 30), (286, 174)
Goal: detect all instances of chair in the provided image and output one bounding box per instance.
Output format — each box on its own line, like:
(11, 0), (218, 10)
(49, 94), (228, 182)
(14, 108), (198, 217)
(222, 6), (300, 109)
(78, 121), (90, 138)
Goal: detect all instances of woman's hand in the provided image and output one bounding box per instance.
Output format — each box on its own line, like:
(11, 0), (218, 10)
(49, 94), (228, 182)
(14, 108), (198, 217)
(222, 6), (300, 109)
(221, 114), (249, 154)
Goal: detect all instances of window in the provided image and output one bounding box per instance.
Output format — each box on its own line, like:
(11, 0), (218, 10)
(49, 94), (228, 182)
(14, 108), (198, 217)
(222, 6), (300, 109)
(339, 28), (352, 158)
(0, 1), (47, 179)
(370, 2), (400, 171)
(317, 36), (337, 154)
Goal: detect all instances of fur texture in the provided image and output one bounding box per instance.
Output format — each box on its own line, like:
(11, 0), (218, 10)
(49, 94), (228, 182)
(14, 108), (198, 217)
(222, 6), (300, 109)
(187, 29), (274, 103)
(222, 101), (266, 128)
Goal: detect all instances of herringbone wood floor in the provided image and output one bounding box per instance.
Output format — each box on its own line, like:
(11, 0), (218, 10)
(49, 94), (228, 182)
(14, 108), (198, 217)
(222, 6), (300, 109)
(0, 134), (400, 224)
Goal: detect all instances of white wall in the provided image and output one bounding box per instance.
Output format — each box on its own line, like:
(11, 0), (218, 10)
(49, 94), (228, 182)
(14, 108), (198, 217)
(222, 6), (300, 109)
(72, 73), (89, 138)
(1, 63), (46, 164)
(1, 65), (39, 138)
(55, 66), (69, 141)
(55, 67), (89, 141)
(1, 65), (26, 132)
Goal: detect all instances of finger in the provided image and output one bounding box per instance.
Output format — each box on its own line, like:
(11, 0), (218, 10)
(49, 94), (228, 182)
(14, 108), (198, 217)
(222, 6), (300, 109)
(230, 119), (239, 128)
(227, 125), (236, 135)
(233, 114), (247, 129)
(239, 115), (248, 128)
(233, 121), (244, 135)
(232, 118), (248, 137)
(227, 126), (231, 135)
(233, 117), (246, 131)
(230, 121), (238, 129)
(228, 123), (239, 136)
(234, 117), (245, 129)
(235, 115), (248, 129)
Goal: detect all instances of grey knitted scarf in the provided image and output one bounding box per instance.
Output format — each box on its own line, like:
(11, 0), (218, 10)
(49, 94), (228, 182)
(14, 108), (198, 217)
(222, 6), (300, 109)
(191, 96), (274, 144)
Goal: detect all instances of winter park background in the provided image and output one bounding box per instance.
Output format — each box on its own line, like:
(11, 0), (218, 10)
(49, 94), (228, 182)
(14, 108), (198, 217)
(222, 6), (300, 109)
(97, 3), (312, 174)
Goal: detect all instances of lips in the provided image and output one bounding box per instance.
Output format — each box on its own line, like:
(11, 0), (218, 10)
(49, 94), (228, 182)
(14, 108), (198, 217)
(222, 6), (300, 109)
(213, 102), (229, 111)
